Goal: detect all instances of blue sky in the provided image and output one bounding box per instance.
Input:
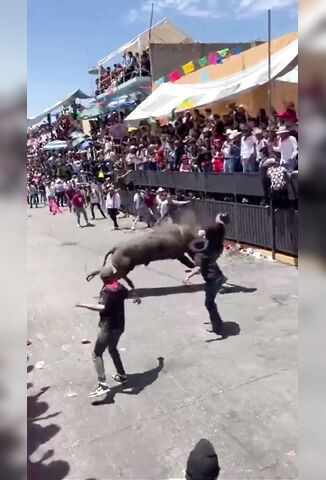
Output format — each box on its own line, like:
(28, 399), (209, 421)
(27, 0), (297, 117)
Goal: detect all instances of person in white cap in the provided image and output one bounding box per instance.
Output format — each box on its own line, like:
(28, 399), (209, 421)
(273, 126), (298, 172)
(155, 187), (166, 218)
(240, 127), (256, 173)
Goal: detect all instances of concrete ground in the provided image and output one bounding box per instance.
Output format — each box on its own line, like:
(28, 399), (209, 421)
(27, 206), (298, 480)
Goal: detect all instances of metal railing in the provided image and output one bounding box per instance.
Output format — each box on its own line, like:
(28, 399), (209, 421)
(125, 171), (298, 200)
(120, 190), (298, 257)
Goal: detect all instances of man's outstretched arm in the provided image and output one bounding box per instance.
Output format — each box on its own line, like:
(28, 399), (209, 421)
(75, 303), (105, 312)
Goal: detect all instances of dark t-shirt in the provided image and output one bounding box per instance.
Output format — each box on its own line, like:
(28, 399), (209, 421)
(98, 283), (129, 330)
(194, 252), (220, 282)
(205, 222), (225, 258)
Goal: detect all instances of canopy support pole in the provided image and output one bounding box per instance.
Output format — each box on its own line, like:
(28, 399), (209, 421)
(267, 9), (272, 130)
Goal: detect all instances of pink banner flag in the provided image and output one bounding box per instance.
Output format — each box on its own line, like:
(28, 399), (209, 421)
(168, 70), (182, 82)
(208, 52), (217, 65)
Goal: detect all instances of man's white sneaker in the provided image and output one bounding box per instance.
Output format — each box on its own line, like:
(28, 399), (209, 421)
(89, 383), (110, 398)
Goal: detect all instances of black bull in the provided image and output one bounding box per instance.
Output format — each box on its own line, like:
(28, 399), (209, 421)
(86, 224), (207, 285)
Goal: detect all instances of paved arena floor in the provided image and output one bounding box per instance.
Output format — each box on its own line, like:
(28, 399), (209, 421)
(28, 207), (297, 479)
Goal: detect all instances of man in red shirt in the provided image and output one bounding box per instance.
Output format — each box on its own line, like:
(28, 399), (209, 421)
(72, 188), (91, 227)
(65, 183), (76, 212)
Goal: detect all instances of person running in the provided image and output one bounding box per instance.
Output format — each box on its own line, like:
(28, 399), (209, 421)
(185, 214), (228, 336)
(75, 265), (141, 398)
(89, 184), (106, 220)
(105, 187), (121, 230)
(71, 188), (91, 227)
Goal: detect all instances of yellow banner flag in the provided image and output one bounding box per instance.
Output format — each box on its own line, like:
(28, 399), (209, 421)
(177, 98), (195, 111)
(182, 61), (195, 75)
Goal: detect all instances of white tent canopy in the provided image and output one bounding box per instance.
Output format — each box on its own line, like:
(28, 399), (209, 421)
(276, 66), (298, 84)
(27, 89), (90, 128)
(126, 39), (298, 122)
(98, 18), (193, 66)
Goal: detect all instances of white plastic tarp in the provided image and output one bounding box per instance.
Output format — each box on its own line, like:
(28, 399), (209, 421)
(27, 89), (91, 127)
(98, 18), (192, 66)
(126, 39), (298, 122)
(276, 66), (298, 83)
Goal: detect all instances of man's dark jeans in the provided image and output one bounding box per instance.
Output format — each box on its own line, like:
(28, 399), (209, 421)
(56, 191), (65, 207)
(205, 279), (224, 333)
(93, 326), (125, 382)
(107, 208), (119, 228)
(91, 202), (106, 219)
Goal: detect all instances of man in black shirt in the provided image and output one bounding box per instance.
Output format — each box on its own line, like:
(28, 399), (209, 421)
(75, 266), (140, 398)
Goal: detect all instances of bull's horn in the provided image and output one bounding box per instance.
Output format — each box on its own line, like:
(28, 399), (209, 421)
(188, 238), (209, 253)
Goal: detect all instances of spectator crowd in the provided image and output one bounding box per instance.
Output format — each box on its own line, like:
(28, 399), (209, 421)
(27, 99), (298, 219)
(96, 49), (151, 96)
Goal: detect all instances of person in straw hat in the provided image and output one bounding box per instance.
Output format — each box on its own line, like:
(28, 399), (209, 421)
(222, 130), (241, 173)
(273, 125), (298, 172)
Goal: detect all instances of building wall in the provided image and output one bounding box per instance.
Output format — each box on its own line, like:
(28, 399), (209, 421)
(150, 42), (262, 81)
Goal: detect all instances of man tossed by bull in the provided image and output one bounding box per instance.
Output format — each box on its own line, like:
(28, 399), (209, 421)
(185, 213), (228, 337)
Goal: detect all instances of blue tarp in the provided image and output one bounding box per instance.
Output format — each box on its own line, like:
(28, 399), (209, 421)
(43, 140), (68, 151)
(96, 76), (151, 102)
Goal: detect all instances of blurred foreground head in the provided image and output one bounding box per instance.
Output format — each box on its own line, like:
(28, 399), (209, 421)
(186, 439), (220, 480)
(0, 89), (25, 195)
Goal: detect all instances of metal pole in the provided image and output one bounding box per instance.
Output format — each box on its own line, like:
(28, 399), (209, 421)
(267, 9), (272, 130)
(148, 3), (155, 46)
(148, 3), (155, 81)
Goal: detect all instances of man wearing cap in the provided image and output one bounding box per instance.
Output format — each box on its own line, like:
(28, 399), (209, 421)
(75, 266), (141, 398)
(186, 438), (220, 480)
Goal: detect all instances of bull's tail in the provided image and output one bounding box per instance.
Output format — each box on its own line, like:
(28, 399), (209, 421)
(86, 248), (115, 282)
(102, 249), (114, 266)
(86, 269), (100, 282)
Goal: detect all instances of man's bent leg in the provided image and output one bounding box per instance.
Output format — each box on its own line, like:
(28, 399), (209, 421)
(177, 254), (195, 269)
(93, 327), (110, 383)
(90, 204), (95, 219)
(82, 207), (89, 224)
(76, 208), (81, 226)
(97, 203), (106, 218)
(205, 280), (224, 333)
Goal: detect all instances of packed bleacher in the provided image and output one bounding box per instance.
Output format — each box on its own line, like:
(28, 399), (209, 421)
(96, 49), (151, 96)
(27, 98), (298, 216)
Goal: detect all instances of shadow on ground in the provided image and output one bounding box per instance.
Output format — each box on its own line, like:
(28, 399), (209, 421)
(92, 357), (164, 407)
(135, 283), (257, 298)
(27, 360), (69, 480)
(205, 321), (241, 343)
